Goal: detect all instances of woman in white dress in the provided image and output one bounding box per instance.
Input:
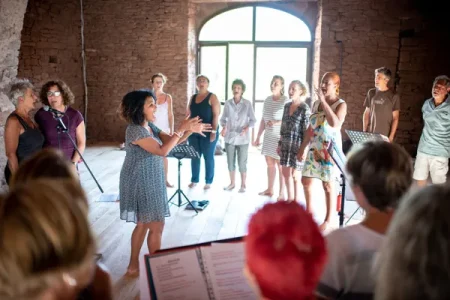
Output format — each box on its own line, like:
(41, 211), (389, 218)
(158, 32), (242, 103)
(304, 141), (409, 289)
(253, 75), (289, 201)
(152, 73), (175, 188)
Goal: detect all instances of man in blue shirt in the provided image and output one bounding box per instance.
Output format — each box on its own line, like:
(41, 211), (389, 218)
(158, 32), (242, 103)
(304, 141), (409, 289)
(414, 75), (450, 186)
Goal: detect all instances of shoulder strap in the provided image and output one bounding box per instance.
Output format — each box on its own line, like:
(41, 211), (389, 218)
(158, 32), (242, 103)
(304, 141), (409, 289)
(11, 113), (29, 130)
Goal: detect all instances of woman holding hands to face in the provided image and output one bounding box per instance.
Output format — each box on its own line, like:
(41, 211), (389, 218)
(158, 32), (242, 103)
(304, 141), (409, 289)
(297, 72), (347, 231)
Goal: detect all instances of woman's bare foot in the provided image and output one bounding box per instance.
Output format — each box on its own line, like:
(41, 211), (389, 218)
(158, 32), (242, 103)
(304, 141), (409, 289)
(258, 190), (273, 197)
(125, 264), (139, 277)
(188, 182), (197, 188)
(166, 181), (174, 188)
(319, 221), (330, 232)
(204, 184), (211, 190)
(238, 185), (246, 193)
(223, 184), (235, 191)
(277, 193), (286, 201)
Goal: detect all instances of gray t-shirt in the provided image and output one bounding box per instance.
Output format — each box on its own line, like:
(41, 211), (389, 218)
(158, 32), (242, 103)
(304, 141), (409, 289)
(364, 88), (400, 137)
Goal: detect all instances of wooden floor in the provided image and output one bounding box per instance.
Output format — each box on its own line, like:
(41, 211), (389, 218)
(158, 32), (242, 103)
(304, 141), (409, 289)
(79, 144), (363, 300)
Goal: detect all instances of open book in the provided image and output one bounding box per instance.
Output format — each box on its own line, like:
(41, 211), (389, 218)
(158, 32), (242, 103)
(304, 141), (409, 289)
(144, 241), (257, 300)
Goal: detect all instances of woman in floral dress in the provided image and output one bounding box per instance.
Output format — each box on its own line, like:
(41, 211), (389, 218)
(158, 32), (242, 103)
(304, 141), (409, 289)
(297, 72), (347, 231)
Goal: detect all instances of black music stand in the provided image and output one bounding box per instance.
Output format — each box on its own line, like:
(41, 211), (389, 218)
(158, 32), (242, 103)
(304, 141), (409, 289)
(327, 141), (349, 227)
(345, 130), (388, 145)
(167, 144), (200, 214)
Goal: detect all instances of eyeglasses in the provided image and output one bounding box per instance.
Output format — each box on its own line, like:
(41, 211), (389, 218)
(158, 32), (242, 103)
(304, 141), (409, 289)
(47, 91), (61, 97)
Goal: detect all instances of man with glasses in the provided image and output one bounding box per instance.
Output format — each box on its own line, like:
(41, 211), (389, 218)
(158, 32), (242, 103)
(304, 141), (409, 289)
(414, 75), (450, 186)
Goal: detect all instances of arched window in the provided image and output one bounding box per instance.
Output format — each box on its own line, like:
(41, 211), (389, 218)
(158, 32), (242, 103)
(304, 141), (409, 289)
(198, 6), (312, 124)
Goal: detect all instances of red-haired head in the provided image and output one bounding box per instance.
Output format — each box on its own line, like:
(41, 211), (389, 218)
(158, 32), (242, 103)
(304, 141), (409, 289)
(321, 72), (341, 96)
(245, 201), (327, 300)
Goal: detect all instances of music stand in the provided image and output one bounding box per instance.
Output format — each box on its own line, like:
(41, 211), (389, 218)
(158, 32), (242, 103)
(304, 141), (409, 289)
(327, 141), (349, 227)
(345, 130), (388, 145)
(167, 144), (200, 214)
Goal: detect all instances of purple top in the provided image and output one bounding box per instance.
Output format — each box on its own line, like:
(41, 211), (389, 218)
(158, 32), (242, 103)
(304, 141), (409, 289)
(35, 106), (84, 161)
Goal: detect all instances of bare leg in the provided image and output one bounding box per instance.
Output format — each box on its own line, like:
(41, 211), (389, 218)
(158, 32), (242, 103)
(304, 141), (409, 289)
(321, 180), (335, 231)
(259, 156), (275, 196)
(127, 223), (148, 275)
(292, 168), (300, 202)
(302, 177), (314, 213)
(225, 171), (236, 190)
(147, 221), (165, 254)
(164, 157), (173, 187)
(415, 179), (428, 187)
(240, 172), (247, 190)
(276, 160), (285, 201)
(282, 166), (293, 201)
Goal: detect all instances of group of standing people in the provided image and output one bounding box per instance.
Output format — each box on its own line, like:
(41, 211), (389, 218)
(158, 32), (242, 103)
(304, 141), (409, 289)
(4, 79), (86, 185)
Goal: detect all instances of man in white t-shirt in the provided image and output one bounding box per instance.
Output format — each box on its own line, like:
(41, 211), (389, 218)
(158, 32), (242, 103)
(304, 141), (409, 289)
(316, 141), (413, 299)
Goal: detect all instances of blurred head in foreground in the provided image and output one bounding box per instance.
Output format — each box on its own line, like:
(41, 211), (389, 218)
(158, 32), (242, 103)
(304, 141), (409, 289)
(245, 201), (327, 300)
(0, 180), (95, 300)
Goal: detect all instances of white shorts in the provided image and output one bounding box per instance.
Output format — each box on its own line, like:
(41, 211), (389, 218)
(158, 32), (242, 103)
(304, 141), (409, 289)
(413, 152), (449, 184)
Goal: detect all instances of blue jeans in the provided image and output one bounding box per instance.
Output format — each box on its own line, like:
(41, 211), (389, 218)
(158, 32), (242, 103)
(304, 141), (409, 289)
(188, 133), (218, 184)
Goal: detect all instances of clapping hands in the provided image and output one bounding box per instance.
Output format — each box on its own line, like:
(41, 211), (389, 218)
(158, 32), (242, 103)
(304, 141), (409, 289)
(179, 116), (212, 137)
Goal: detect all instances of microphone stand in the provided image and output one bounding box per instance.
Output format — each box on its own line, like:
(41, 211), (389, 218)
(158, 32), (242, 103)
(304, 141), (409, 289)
(54, 114), (104, 193)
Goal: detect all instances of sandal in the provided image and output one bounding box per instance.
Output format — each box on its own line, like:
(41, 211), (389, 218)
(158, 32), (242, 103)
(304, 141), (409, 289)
(258, 190), (273, 197)
(238, 187), (246, 193)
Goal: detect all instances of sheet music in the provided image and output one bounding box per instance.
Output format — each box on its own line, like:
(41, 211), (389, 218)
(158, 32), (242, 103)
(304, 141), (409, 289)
(201, 243), (257, 300)
(148, 249), (210, 300)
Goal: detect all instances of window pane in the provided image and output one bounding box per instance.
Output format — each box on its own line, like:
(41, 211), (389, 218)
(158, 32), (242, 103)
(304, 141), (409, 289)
(199, 7), (253, 41)
(228, 44), (254, 102)
(200, 46), (227, 103)
(255, 7), (311, 41)
(255, 47), (308, 100)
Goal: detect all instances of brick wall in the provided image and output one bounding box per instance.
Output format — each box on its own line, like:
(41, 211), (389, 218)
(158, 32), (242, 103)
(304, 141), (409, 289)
(83, 0), (191, 142)
(318, 0), (450, 155)
(0, 0), (29, 190)
(17, 0), (84, 113)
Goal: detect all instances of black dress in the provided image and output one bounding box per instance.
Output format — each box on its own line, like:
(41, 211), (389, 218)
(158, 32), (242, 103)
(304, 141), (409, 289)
(4, 112), (45, 184)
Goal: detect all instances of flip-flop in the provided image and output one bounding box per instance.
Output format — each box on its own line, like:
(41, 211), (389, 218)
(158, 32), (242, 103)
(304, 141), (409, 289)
(223, 185), (235, 191)
(258, 191), (273, 197)
(238, 187), (246, 193)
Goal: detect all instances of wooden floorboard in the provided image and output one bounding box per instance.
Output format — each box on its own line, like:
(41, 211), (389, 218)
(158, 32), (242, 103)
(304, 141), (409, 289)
(79, 144), (363, 300)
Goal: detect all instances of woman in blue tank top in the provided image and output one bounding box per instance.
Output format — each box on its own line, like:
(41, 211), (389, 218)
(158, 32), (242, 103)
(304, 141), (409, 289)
(187, 75), (221, 189)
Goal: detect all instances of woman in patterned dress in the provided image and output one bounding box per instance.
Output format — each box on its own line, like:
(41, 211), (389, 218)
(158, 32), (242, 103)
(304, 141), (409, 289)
(297, 72), (347, 231)
(278, 80), (311, 202)
(119, 90), (211, 276)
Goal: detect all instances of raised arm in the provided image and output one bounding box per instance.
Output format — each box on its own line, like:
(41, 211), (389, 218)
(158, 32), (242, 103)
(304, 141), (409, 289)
(322, 100), (347, 129)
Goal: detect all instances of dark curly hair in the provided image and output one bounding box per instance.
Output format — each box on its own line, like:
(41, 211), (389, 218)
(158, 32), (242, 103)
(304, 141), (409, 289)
(119, 89), (155, 125)
(39, 80), (75, 106)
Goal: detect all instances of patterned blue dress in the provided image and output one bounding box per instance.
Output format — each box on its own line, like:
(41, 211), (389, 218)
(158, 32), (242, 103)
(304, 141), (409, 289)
(119, 123), (170, 223)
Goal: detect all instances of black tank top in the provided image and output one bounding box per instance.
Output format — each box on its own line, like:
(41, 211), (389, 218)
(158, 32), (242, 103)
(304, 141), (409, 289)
(4, 112), (44, 184)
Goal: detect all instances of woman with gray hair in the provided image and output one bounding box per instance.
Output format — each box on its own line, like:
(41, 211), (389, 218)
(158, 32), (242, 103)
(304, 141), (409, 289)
(3, 79), (44, 185)
(375, 184), (450, 300)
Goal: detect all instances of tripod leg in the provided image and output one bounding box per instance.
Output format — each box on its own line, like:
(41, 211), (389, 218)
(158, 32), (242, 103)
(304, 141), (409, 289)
(168, 190), (178, 202)
(180, 189), (198, 214)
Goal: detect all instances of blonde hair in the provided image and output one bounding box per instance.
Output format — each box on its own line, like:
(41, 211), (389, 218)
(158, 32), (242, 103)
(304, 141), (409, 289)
(271, 75), (285, 96)
(375, 184), (450, 300)
(10, 148), (78, 188)
(0, 180), (95, 299)
(290, 80), (309, 97)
